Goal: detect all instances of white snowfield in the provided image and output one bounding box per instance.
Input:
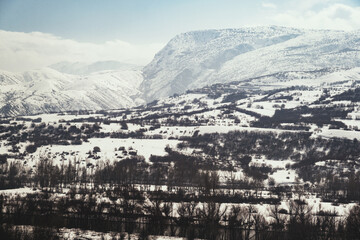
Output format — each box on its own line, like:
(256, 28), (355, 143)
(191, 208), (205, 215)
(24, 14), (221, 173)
(22, 138), (180, 168)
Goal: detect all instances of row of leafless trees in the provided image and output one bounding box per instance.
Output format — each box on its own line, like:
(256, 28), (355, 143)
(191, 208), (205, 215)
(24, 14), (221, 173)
(1, 187), (360, 240)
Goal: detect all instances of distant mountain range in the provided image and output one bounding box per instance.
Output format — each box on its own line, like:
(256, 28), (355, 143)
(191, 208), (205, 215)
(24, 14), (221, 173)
(1, 26), (360, 116)
(0, 67), (144, 116)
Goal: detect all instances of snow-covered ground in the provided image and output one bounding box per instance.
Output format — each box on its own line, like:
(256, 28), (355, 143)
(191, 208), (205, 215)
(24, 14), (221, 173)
(24, 138), (180, 166)
(315, 127), (360, 140)
(20, 113), (103, 124)
(58, 229), (186, 240)
(0, 187), (39, 196)
(145, 125), (303, 139)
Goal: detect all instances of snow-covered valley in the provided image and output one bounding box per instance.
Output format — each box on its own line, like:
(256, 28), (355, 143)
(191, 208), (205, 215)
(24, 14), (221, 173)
(1, 26), (360, 239)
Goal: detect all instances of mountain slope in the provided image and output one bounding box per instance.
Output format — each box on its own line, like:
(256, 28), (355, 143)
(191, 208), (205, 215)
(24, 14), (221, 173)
(0, 68), (144, 116)
(2, 26), (360, 116)
(141, 26), (360, 102)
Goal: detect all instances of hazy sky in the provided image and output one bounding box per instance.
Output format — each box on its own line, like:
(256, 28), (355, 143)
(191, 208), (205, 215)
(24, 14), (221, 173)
(0, 0), (360, 72)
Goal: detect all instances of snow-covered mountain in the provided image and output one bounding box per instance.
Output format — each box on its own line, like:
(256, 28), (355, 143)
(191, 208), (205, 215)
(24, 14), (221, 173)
(2, 26), (360, 116)
(0, 68), (144, 116)
(141, 26), (360, 102)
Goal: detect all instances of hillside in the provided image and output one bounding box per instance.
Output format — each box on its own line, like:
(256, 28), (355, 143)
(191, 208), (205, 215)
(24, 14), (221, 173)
(1, 26), (360, 117)
(141, 26), (360, 101)
(0, 68), (144, 116)
(1, 65), (360, 239)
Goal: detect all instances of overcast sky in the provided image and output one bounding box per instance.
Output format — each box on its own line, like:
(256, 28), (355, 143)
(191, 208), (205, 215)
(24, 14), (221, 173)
(0, 0), (360, 72)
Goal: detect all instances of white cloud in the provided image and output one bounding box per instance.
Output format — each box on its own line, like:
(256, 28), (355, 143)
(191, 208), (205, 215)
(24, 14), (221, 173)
(0, 30), (164, 72)
(292, 0), (333, 10)
(270, 3), (360, 31)
(262, 2), (277, 9)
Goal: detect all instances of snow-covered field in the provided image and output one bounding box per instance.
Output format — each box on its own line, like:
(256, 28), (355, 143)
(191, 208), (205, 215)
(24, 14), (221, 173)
(315, 127), (360, 140)
(25, 138), (180, 166)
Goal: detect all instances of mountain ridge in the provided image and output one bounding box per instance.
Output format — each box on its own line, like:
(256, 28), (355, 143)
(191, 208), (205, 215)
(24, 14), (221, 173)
(0, 67), (144, 116)
(141, 26), (360, 102)
(1, 26), (360, 116)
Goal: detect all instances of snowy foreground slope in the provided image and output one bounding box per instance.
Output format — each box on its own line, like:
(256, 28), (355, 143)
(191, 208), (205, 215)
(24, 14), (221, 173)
(142, 26), (360, 101)
(0, 67), (144, 116)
